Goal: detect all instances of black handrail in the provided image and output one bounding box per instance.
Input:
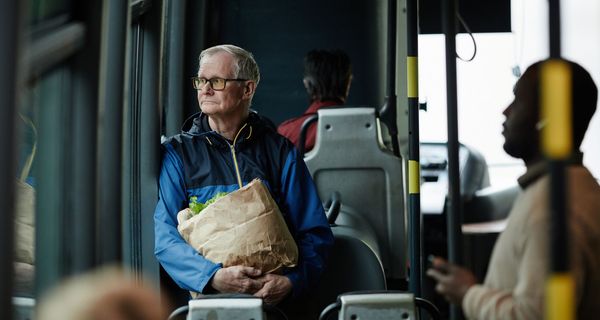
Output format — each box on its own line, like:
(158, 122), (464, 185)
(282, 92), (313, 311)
(324, 192), (342, 225)
(298, 114), (318, 157)
(378, 0), (400, 157)
(167, 306), (188, 320)
(415, 297), (442, 320)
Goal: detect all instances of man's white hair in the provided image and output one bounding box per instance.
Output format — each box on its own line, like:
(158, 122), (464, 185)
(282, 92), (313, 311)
(198, 44), (260, 85)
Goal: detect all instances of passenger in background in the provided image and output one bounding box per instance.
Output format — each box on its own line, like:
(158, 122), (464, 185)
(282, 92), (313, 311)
(36, 266), (168, 320)
(427, 60), (600, 319)
(278, 49), (352, 153)
(153, 44), (333, 318)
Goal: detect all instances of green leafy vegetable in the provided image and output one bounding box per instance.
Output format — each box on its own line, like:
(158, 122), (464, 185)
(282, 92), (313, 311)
(189, 192), (228, 215)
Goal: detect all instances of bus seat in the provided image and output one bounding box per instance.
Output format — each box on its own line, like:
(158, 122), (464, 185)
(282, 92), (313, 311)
(461, 184), (519, 280)
(420, 142), (491, 216)
(319, 291), (442, 320)
(313, 231), (386, 316)
(331, 204), (381, 258)
(13, 297), (35, 320)
(463, 185), (519, 223)
(304, 107), (406, 280)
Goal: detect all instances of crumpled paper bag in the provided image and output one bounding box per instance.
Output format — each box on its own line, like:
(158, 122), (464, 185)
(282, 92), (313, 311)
(177, 179), (298, 275)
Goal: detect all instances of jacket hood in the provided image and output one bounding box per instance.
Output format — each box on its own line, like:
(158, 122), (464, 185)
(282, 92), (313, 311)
(180, 111), (209, 135)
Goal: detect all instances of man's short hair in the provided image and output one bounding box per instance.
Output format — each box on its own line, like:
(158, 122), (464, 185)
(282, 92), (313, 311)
(303, 49), (352, 102)
(199, 44), (261, 85)
(528, 59), (598, 148)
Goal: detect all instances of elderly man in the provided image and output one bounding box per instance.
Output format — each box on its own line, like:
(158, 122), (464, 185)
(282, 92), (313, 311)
(427, 60), (600, 319)
(154, 45), (334, 310)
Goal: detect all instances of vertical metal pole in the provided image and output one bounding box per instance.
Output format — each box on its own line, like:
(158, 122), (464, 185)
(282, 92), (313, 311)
(548, 0), (561, 59)
(442, 0), (462, 318)
(543, 1), (574, 319)
(548, 162), (568, 273)
(97, 0), (129, 263)
(70, 0), (103, 275)
(0, 1), (22, 318)
(542, 65), (573, 320)
(138, 0), (162, 285)
(163, 0), (187, 137)
(406, 0), (422, 297)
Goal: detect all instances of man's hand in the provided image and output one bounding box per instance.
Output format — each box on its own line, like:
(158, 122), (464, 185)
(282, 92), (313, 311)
(253, 274), (292, 306)
(210, 266), (264, 294)
(426, 256), (477, 305)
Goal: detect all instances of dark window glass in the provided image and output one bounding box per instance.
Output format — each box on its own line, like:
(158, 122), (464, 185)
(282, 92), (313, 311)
(28, 0), (72, 27)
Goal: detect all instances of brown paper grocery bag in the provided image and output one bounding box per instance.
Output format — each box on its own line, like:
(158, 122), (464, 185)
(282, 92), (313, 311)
(177, 179), (298, 275)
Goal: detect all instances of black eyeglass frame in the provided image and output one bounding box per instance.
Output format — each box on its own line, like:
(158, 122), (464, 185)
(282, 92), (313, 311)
(191, 77), (249, 91)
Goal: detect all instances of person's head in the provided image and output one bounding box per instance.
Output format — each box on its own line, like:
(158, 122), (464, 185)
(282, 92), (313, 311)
(303, 49), (352, 103)
(195, 44), (260, 118)
(502, 59), (598, 163)
(36, 266), (169, 320)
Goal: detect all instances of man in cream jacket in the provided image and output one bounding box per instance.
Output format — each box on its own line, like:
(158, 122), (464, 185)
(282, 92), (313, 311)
(427, 60), (600, 319)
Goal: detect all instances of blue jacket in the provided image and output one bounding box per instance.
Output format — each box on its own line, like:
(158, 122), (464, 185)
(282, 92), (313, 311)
(154, 112), (334, 298)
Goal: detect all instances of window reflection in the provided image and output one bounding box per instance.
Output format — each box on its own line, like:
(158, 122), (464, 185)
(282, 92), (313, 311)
(14, 100), (38, 297)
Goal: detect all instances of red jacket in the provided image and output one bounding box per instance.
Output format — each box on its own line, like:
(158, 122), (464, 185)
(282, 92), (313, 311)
(277, 100), (342, 153)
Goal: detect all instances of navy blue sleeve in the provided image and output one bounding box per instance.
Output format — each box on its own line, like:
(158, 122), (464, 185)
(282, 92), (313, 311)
(153, 143), (222, 292)
(279, 147), (334, 298)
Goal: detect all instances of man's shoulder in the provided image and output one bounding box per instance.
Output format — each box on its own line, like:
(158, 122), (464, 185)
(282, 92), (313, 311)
(277, 114), (314, 144)
(568, 166), (600, 216)
(258, 123), (295, 150)
(161, 133), (181, 146)
(278, 114), (311, 130)
(247, 122), (296, 162)
(161, 132), (211, 157)
(161, 132), (190, 148)
(251, 111), (277, 132)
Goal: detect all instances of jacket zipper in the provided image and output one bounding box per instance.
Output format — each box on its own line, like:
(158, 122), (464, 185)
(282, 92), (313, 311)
(228, 123), (247, 189)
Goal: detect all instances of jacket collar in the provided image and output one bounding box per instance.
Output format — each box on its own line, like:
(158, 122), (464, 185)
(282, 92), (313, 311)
(182, 111), (260, 148)
(517, 152), (584, 188)
(304, 99), (344, 115)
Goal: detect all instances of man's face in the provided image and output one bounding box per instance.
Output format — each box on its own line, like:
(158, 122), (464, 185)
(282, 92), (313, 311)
(197, 51), (250, 118)
(502, 69), (540, 161)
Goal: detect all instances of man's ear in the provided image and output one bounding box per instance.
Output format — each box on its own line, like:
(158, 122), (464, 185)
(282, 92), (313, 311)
(243, 81), (257, 99)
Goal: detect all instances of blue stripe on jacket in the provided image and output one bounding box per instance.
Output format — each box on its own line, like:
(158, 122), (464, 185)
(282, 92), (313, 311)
(279, 147), (334, 298)
(154, 144), (222, 292)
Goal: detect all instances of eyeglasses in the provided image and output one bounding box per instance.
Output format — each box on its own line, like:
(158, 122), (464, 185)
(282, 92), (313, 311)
(191, 77), (248, 91)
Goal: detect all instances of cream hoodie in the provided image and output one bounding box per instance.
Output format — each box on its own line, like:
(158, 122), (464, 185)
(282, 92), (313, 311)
(462, 165), (600, 319)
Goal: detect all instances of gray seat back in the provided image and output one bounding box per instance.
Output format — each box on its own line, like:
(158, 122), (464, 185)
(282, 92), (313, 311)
(313, 231), (386, 315)
(304, 107), (406, 280)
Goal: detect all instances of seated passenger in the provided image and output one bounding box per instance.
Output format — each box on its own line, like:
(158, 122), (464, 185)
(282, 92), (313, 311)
(427, 59), (600, 319)
(278, 49), (352, 152)
(153, 44), (334, 318)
